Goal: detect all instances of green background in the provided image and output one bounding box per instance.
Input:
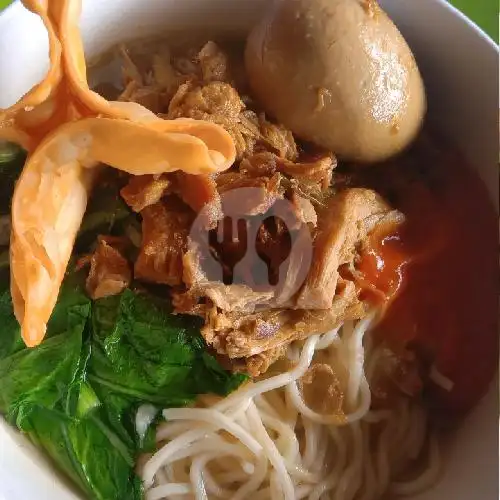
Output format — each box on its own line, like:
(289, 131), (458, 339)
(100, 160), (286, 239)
(0, 0), (498, 41)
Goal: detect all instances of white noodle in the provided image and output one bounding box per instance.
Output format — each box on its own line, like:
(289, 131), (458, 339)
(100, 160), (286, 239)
(156, 422), (200, 442)
(214, 335), (320, 412)
(429, 365), (454, 392)
(145, 483), (191, 500)
(143, 315), (439, 500)
(247, 401), (295, 499)
(155, 468), (170, 487)
(360, 422), (376, 500)
(346, 312), (377, 410)
(315, 325), (342, 350)
(313, 426), (328, 474)
(231, 456), (268, 500)
(162, 408), (263, 455)
(164, 439), (252, 469)
(259, 410), (300, 462)
(144, 429), (211, 486)
(391, 435), (442, 496)
(190, 454), (227, 500)
(296, 484), (315, 499)
(302, 417), (318, 470)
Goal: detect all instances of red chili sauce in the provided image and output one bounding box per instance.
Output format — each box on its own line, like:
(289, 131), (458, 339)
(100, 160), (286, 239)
(354, 135), (498, 417)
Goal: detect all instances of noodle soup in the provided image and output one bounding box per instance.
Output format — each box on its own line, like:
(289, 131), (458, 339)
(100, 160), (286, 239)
(0, 1), (497, 500)
(87, 36), (495, 500)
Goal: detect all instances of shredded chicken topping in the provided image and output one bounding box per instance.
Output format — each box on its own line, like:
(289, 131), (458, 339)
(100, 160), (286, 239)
(85, 238), (131, 300)
(85, 39), (404, 376)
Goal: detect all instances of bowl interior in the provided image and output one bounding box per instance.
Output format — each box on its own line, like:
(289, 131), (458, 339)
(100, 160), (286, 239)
(0, 1), (498, 499)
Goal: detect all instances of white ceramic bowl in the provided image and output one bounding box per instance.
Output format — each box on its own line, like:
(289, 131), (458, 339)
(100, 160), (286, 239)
(0, 1), (498, 499)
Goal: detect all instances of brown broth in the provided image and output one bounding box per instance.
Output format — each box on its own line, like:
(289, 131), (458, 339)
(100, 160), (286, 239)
(352, 134), (498, 417)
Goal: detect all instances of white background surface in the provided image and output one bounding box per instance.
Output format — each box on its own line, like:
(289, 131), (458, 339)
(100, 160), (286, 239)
(0, 0), (498, 499)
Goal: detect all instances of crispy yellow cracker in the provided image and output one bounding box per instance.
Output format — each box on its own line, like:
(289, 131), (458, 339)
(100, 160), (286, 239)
(6, 0), (236, 347)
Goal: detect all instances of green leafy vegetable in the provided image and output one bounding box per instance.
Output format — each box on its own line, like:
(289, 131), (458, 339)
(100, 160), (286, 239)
(76, 182), (131, 251)
(0, 287), (24, 359)
(0, 281), (102, 496)
(0, 141), (26, 213)
(0, 275), (246, 500)
(0, 141), (22, 165)
(77, 382), (100, 418)
(91, 290), (245, 405)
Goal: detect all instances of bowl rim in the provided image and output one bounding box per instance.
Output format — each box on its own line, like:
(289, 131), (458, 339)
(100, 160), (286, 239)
(0, 0), (498, 53)
(0, 0), (500, 52)
(0, 1), (498, 500)
(426, 0), (498, 50)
